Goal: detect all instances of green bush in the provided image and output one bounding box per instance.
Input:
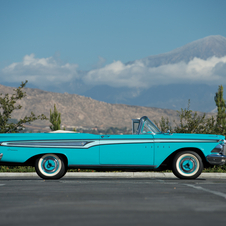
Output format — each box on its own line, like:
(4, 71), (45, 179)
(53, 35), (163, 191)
(0, 166), (35, 172)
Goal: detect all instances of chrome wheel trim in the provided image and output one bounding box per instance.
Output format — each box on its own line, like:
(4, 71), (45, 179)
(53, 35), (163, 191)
(38, 154), (62, 177)
(176, 153), (199, 177)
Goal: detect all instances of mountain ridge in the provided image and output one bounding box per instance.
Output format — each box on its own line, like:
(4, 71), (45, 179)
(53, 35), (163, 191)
(127, 35), (226, 67)
(0, 84), (181, 130)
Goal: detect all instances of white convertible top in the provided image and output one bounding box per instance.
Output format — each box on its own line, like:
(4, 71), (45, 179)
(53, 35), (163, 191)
(49, 130), (76, 133)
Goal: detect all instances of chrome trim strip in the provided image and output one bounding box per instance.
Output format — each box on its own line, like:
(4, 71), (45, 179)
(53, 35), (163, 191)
(0, 153), (3, 161)
(99, 140), (154, 145)
(0, 138), (221, 149)
(1, 140), (97, 149)
(154, 139), (219, 143)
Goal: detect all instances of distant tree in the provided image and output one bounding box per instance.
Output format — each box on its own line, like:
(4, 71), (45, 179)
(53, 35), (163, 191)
(173, 100), (208, 134)
(156, 86), (226, 135)
(214, 85), (226, 135)
(155, 117), (172, 133)
(49, 104), (61, 131)
(0, 81), (47, 133)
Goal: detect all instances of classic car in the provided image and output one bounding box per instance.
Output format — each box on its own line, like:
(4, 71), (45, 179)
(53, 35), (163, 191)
(0, 116), (226, 180)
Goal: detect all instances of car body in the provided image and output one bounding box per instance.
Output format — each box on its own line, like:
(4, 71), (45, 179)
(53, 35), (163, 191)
(0, 116), (226, 179)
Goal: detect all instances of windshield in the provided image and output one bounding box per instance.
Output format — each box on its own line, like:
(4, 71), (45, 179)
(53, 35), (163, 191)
(140, 117), (161, 134)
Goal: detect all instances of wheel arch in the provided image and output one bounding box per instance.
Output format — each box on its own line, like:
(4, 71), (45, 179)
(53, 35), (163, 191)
(25, 153), (68, 167)
(160, 147), (208, 170)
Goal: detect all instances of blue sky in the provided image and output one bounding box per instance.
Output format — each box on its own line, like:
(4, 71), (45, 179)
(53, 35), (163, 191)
(1, 0), (226, 95)
(1, 0), (226, 71)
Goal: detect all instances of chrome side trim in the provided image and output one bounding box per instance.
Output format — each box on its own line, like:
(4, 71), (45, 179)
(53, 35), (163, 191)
(0, 138), (222, 149)
(154, 139), (219, 143)
(0, 140), (96, 149)
(0, 153), (3, 161)
(206, 154), (226, 165)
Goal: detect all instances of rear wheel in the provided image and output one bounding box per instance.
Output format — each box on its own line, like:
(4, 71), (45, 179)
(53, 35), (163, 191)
(172, 151), (203, 179)
(35, 154), (66, 179)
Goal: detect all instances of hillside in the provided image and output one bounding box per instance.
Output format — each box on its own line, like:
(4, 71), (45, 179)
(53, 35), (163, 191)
(0, 84), (181, 131)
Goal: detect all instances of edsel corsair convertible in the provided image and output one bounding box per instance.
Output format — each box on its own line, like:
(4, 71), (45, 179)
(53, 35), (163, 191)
(0, 116), (226, 179)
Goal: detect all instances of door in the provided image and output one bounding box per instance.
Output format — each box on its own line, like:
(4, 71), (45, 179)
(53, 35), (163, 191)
(99, 135), (154, 165)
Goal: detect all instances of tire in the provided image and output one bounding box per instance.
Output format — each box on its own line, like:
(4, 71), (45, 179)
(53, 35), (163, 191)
(35, 154), (66, 179)
(172, 151), (203, 179)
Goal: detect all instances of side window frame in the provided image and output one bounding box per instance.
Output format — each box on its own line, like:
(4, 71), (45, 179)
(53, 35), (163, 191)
(132, 119), (140, 134)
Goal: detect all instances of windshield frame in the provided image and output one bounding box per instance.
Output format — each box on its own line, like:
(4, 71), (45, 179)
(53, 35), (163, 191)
(136, 116), (161, 135)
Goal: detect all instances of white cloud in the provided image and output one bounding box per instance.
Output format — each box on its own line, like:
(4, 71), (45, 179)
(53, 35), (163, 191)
(84, 56), (226, 88)
(1, 54), (79, 88)
(84, 60), (150, 88)
(1, 54), (226, 91)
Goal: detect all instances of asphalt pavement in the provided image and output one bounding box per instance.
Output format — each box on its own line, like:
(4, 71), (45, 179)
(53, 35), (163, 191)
(1, 177), (226, 226)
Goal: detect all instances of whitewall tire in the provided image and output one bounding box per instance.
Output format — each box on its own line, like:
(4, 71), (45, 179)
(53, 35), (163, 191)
(35, 154), (66, 179)
(172, 151), (203, 179)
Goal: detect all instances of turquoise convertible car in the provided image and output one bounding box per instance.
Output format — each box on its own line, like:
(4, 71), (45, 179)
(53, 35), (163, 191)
(0, 116), (226, 179)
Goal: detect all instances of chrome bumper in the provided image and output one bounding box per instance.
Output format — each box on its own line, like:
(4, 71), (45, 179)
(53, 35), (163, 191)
(207, 154), (226, 165)
(0, 153), (3, 161)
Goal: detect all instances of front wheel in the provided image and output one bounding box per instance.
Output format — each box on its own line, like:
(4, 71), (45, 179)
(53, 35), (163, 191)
(35, 154), (66, 179)
(172, 151), (203, 179)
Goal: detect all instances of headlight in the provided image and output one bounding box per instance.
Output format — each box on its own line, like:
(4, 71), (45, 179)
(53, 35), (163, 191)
(211, 144), (224, 154)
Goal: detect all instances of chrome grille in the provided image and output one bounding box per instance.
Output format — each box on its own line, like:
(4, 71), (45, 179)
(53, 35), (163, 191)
(224, 140), (226, 155)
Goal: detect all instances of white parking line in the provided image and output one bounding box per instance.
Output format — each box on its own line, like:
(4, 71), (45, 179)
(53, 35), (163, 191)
(0, 184), (5, 186)
(186, 184), (226, 199)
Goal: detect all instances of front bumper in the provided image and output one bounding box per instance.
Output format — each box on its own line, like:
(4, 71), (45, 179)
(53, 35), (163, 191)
(0, 153), (3, 161)
(207, 154), (226, 165)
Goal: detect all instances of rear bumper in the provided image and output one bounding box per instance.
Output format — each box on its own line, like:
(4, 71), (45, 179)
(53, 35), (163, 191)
(0, 153), (3, 161)
(206, 154), (226, 165)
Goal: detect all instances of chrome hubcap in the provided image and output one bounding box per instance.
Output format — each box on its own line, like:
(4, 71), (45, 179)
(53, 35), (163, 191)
(180, 157), (196, 173)
(42, 156), (58, 174)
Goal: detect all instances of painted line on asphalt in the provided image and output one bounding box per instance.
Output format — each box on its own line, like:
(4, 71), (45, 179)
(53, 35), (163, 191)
(0, 184), (5, 186)
(186, 184), (226, 199)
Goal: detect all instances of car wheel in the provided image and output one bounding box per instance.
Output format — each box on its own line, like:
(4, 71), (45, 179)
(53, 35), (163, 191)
(35, 154), (66, 179)
(172, 151), (203, 179)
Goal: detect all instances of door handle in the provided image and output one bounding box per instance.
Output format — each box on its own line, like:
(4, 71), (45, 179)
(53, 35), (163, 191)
(101, 135), (110, 138)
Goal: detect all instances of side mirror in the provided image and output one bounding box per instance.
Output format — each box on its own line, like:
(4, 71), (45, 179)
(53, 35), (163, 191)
(166, 129), (172, 134)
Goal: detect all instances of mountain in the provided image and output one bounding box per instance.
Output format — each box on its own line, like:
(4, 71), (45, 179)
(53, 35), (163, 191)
(0, 84), (181, 130)
(82, 84), (219, 112)
(127, 35), (226, 67)
(82, 35), (226, 112)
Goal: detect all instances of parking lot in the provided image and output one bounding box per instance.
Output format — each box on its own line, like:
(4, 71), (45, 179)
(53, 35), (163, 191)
(0, 177), (226, 226)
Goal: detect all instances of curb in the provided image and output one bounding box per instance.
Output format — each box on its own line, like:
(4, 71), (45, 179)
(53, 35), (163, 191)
(0, 172), (226, 179)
